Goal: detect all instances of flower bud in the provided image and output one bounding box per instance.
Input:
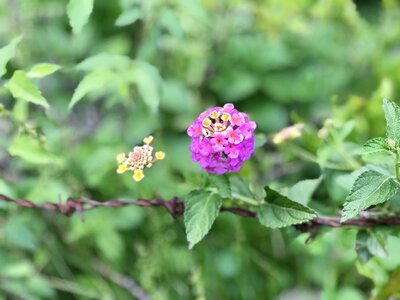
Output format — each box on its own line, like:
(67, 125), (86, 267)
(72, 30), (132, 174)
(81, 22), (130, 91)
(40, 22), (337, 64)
(387, 138), (396, 149)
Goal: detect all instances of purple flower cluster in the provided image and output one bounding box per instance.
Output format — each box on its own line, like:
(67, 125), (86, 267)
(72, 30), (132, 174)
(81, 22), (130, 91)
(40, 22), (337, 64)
(187, 103), (256, 174)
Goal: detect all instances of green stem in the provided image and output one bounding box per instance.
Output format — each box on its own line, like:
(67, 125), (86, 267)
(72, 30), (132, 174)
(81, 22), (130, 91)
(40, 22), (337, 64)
(206, 188), (260, 206)
(396, 150), (400, 181)
(232, 193), (260, 206)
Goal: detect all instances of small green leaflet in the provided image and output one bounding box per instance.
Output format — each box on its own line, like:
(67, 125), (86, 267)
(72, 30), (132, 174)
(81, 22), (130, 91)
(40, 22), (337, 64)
(0, 35), (23, 78)
(362, 137), (394, 163)
(355, 230), (372, 263)
(382, 99), (400, 144)
(208, 174), (231, 198)
(5, 70), (49, 109)
(184, 191), (222, 249)
(8, 135), (60, 165)
(69, 70), (116, 110)
(115, 8), (142, 27)
(341, 170), (399, 222)
(288, 177), (322, 206)
(363, 137), (390, 155)
(229, 175), (253, 198)
(28, 63), (61, 78)
(257, 187), (317, 228)
(76, 53), (131, 71)
(67, 0), (94, 34)
(128, 62), (160, 113)
(355, 230), (387, 263)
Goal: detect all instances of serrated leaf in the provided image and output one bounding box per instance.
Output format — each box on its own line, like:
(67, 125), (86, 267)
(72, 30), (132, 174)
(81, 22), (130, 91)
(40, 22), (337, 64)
(362, 137), (394, 163)
(363, 137), (390, 154)
(341, 170), (399, 222)
(288, 176), (322, 205)
(69, 70), (116, 110)
(28, 63), (61, 78)
(0, 36), (23, 78)
(184, 191), (222, 249)
(5, 70), (49, 109)
(208, 174), (231, 198)
(383, 99), (400, 144)
(67, 0), (94, 34)
(115, 8), (141, 27)
(257, 187), (317, 228)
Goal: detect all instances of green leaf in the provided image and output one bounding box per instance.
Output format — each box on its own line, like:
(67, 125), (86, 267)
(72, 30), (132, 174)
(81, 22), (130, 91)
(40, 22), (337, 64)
(337, 120), (355, 140)
(341, 170), (399, 222)
(184, 191), (222, 249)
(5, 70), (49, 109)
(0, 35), (22, 78)
(12, 99), (28, 122)
(8, 135), (60, 165)
(76, 53), (131, 71)
(355, 230), (372, 263)
(0, 179), (15, 198)
(288, 176), (322, 205)
(208, 174), (231, 198)
(254, 133), (268, 149)
(67, 0), (94, 34)
(115, 8), (141, 27)
(363, 137), (390, 155)
(229, 175), (253, 199)
(28, 63), (61, 78)
(257, 187), (317, 228)
(128, 62), (160, 113)
(95, 229), (124, 261)
(69, 70), (116, 110)
(356, 230), (388, 263)
(5, 216), (37, 251)
(383, 99), (400, 144)
(362, 137), (394, 163)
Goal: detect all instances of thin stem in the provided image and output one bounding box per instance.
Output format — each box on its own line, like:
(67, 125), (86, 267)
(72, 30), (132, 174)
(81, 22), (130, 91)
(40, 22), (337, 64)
(231, 192), (260, 206)
(206, 188), (260, 206)
(396, 150), (400, 181)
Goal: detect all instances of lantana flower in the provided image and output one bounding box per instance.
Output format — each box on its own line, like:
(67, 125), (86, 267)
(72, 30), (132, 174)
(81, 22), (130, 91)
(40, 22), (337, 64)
(272, 124), (304, 144)
(187, 103), (256, 174)
(116, 136), (165, 182)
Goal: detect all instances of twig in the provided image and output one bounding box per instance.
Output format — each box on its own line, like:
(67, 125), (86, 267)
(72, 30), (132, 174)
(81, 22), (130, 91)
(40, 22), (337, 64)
(93, 260), (151, 300)
(1, 194), (400, 231)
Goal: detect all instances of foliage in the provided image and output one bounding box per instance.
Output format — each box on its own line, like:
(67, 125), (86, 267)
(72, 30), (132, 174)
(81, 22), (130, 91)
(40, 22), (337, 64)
(2, 0), (400, 299)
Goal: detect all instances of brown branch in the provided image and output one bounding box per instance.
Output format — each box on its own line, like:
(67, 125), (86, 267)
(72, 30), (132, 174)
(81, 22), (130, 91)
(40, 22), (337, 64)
(1, 194), (400, 231)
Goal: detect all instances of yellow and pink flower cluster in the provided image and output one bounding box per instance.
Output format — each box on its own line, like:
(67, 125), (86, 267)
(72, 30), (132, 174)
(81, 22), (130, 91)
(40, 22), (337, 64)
(116, 136), (165, 182)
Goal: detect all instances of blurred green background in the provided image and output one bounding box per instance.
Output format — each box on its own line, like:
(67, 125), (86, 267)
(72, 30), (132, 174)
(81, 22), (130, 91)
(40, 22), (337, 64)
(1, 0), (400, 299)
